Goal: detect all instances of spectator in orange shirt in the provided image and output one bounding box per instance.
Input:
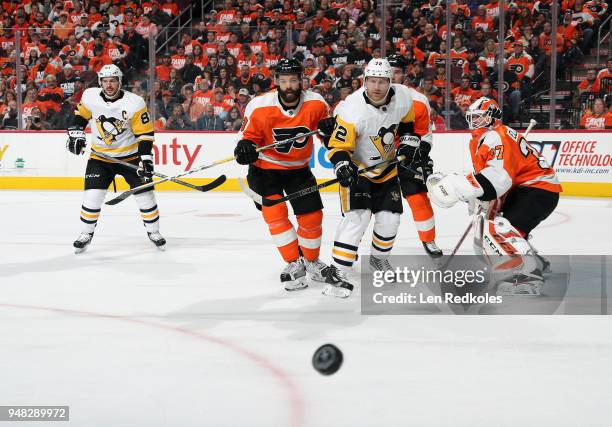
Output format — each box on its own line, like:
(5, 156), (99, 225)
(37, 74), (64, 120)
(53, 12), (75, 40)
(580, 98), (612, 129)
(539, 21), (564, 55)
(88, 44), (113, 73)
(597, 57), (612, 84)
(156, 53), (173, 82)
(578, 68), (601, 94)
(451, 76), (479, 110)
(29, 53), (60, 86)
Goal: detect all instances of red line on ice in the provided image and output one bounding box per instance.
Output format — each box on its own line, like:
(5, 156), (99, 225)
(0, 303), (305, 427)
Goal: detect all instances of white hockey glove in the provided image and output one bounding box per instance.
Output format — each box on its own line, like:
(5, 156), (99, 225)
(426, 172), (484, 208)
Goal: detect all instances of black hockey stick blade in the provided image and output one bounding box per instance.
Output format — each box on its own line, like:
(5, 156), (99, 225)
(195, 174), (227, 192)
(105, 174), (227, 206)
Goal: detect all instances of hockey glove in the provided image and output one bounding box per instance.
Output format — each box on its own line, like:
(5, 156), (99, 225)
(66, 126), (86, 155)
(396, 134), (420, 166)
(334, 160), (359, 187)
(317, 116), (336, 142)
(414, 157), (433, 183)
(234, 139), (258, 165)
(137, 155), (154, 183)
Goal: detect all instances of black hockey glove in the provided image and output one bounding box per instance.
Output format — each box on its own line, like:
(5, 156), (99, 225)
(334, 160), (359, 187)
(137, 154), (154, 183)
(317, 116), (336, 142)
(414, 157), (433, 183)
(66, 126), (86, 155)
(234, 139), (258, 165)
(396, 134), (420, 166)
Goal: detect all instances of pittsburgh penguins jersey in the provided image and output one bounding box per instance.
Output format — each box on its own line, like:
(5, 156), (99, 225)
(238, 89), (330, 170)
(327, 84), (415, 183)
(75, 88), (154, 162)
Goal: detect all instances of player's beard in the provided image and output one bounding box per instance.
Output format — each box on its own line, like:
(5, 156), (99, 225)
(278, 85), (302, 106)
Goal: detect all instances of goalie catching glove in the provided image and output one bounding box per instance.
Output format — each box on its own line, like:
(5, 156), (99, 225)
(426, 172), (484, 208)
(66, 126), (86, 155)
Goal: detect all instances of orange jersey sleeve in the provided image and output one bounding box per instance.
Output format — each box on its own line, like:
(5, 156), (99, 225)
(239, 90), (330, 170)
(470, 125), (561, 197)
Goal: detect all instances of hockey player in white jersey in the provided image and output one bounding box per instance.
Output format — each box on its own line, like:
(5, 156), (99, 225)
(66, 64), (165, 253)
(324, 58), (418, 287)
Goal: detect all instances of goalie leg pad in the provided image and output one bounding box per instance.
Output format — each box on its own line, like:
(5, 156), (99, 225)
(480, 216), (543, 295)
(296, 209), (323, 262)
(371, 210), (400, 258)
(332, 209), (371, 267)
(80, 189), (106, 234)
(262, 197), (299, 262)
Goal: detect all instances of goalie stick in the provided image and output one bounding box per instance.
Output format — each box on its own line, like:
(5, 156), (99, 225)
(238, 154), (418, 207)
(89, 150), (218, 193)
(105, 129), (319, 206)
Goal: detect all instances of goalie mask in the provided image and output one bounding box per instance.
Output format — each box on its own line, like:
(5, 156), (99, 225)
(465, 97), (502, 130)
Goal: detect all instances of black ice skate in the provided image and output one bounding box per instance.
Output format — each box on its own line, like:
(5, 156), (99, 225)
(147, 232), (166, 250)
(369, 255), (396, 282)
(321, 265), (354, 298)
(422, 241), (443, 258)
(73, 232), (94, 254)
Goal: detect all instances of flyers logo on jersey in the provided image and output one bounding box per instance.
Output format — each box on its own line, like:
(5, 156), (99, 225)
(273, 126), (312, 153)
(95, 115), (127, 145)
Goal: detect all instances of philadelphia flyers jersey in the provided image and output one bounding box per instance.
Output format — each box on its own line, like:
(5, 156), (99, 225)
(393, 87), (432, 149)
(75, 88), (154, 162)
(327, 84), (415, 183)
(238, 89), (330, 170)
(470, 125), (561, 197)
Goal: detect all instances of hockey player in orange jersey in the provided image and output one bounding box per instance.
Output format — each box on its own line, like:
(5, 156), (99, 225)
(426, 98), (561, 295)
(387, 54), (443, 258)
(234, 58), (353, 295)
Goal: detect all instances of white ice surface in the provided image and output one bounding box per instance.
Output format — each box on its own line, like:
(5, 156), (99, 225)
(1, 191), (611, 427)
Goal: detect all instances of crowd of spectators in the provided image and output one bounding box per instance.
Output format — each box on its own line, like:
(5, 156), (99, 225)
(0, 0), (610, 131)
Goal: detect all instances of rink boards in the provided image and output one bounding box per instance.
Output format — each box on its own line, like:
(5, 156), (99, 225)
(0, 130), (610, 197)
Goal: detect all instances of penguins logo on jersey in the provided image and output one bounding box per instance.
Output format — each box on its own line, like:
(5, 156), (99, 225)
(369, 124), (397, 161)
(272, 126), (312, 154)
(95, 115), (127, 145)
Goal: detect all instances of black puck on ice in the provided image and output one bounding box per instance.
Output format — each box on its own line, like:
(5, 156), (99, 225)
(312, 344), (343, 375)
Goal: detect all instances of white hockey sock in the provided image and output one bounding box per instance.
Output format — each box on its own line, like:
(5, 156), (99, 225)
(371, 211), (400, 258)
(134, 191), (160, 233)
(80, 189), (106, 234)
(332, 209), (371, 267)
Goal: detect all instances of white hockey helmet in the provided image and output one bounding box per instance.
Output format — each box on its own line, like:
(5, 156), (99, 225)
(364, 58), (392, 80)
(98, 64), (123, 87)
(465, 97), (502, 130)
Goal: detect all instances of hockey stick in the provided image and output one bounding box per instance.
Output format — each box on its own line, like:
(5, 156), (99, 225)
(238, 154), (413, 207)
(89, 150), (218, 193)
(105, 129), (319, 206)
(439, 119), (538, 267)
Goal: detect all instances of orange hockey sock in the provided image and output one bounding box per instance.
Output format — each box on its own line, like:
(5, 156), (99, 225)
(262, 196), (299, 262)
(406, 192), (435, 242)
(296, 210), (323, 262)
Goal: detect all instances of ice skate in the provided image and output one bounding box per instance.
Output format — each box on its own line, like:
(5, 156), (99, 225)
(321, 265), (354, 298)
(73, 232), (94, 254)
(369, 255), (396, 282)
(422, 240), (443, 258)
(147, 232), (166, 250)
(281, 259), (307, 291)
(496, 269), (544, 296)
